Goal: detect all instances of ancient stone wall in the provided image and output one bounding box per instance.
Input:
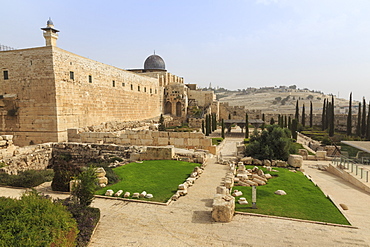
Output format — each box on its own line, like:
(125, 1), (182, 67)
(52, 47), (161, 142)
(0, 47), (59, 145)
(219, 102), (261, 120)
(67, 129), (215, 153)
(0, 47), (162, 146)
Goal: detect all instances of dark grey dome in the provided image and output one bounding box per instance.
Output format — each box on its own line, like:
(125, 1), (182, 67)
(144, 54), (166, 70)
(47, 18), (54, 26)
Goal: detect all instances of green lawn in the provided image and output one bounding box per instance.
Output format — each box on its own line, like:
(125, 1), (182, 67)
(234, 167), (350, 225)
(95, 160), (199, 202)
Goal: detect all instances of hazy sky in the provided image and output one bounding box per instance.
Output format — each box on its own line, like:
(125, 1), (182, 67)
(1, 0), (370, 101)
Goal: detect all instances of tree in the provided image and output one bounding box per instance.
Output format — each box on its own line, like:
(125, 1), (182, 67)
(201, 120), (205, 134)
(205, 115), (210, 136)
(278, 114), (282, 127)
(228, 113), (231, 120)
(288, 116), (292, 129)
(291, 118), (298, 140)
(270, 117), (275, 125)
(322, 99), (326, 131)
(284, 115), (287, 128)
(301, 104), (306, 127)
(367, 102), (370, 140)
(356, 102), (361, 137)
(310, 101), (313, 128)
(362, 97), (367, 137)
(245, 125), (295, 161)
(158, 114), (165, 131)
(261, 113), (265, 130)
(245, 113), (249, 139)
(221, 119), (225, 139)
(328, 96), (334, 137)
(346, 92), (352, 136)
(295, 100), (299, 122)
(71, 166), (98, 207)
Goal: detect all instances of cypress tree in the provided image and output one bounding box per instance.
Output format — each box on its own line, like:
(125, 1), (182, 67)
(221, 119), (225, 139)
(302, 104), (306, 127)
(158, 114), (165, 131)
(228, 113), (231, 120)
(208, 114), (212, 134)
(292, 118), (298, 140)
(356, 102), (361, 137)
(245, 113), (249, 139)
(329, 96), (335, 137)
(322, 99), (326, 131)
(325, 100), (330, 130)
(261, 113), (265, 130)
(284, 115), (287, 128)
(288, 116), (292, 130)
(270, 118), (275, 125)
(362, 97), (367, 137)
(367, 102), (370, 140)
(201, 120), (205, 134)
(346, 92), (352, 136)
(205, 115), (210, 136)
(278, 114), (282, 127)
(295, 100), (299, 122)
(310, 101), (313, 128)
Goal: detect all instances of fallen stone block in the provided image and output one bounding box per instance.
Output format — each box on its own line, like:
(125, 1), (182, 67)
(145, 194), (153, 199)
(132, 193), (140, 199)
(212, 194), (235, 222)
(252, 178), (266, 186)
(140, 191), (147, 198)
(274, 190), (287, 195)
(238, 197), (249, 205)
(114, 190), (123, 197)
(105, 189), (114, 196)
(124, 192), (130, 198)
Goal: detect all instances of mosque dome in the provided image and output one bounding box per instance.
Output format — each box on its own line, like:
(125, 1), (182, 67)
(144, 54), (166, 70)
(47, 18), (54, 26)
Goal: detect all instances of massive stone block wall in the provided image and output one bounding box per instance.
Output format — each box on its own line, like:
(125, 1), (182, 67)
(0, 47), (59, 145)
(0, 46), (161, 146)
(52, 47), (161, 141)
(67, 129), (215, 153)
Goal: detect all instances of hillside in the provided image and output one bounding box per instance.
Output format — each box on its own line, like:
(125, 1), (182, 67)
(213, 87), (355, 115)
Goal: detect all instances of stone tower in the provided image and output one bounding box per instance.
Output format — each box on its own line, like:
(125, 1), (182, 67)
(41, 18), (59, 46)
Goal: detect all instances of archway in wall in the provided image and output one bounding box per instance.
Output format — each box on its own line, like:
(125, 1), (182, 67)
(176, 102), (182, 117)
(165, 101), (172, 114)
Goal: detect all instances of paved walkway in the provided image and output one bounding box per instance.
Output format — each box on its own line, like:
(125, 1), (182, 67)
(2, 138), (370, 246)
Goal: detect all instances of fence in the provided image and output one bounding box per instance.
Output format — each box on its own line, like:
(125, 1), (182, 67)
(332, 156), (370, 183)
(0, 44), (16, 51)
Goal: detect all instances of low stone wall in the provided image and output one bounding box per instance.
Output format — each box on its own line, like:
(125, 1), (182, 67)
(67, 129), (216, 154)
(0, 143), (53, 175)
(327, 163), (370, 193)
(0, 142), (208, 175)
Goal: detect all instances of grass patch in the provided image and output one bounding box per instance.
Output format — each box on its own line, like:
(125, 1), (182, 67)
(234, 167), (350, 225)
(212, 137), (223, 146)
(95, 160), (199, 202)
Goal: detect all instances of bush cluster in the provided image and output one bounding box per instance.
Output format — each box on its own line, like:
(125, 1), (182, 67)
(0, 190), (78, 247)
(0, 169), (54, 188)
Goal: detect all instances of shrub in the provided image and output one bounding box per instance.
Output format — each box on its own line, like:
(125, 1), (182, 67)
(62, 199), (100, 247)
(71, 166), (98, 207)
(0, 169), (54, 188)
(52, 159), (83, 192)
(0, 190), (78, 247)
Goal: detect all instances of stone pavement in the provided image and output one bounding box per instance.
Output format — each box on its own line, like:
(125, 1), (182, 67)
(1, 138), (370, 246)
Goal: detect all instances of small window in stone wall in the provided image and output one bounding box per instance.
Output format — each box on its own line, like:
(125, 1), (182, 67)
(155, 89), (157, 94)
(69, 71), (74, 80)
(3, 70), (9, 80)
(138, 86), (140, 91)
(150, 88), (152, 94)
(112, 80), (115, 87)
(131, 84), (133, 90)
(122, 82), (125, 87)
(88, 75), (92, 83)
(144, 87), (146, 92)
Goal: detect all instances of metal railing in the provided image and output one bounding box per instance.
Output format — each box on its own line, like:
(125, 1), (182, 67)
(332, 155), (370, 183)
(0, 44), (16, 51)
